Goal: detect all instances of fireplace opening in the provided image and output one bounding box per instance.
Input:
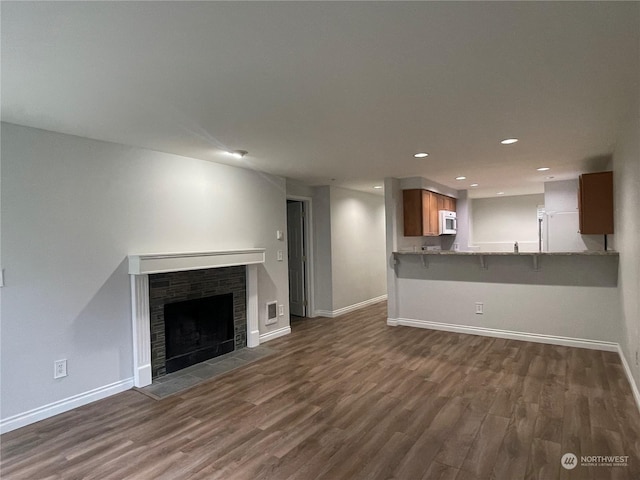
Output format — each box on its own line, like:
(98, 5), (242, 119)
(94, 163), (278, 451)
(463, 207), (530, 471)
(164, 293), (234, 373)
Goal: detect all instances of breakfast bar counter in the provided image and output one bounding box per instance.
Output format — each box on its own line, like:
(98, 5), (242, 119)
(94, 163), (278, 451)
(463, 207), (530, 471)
(393, 250), (618, 270)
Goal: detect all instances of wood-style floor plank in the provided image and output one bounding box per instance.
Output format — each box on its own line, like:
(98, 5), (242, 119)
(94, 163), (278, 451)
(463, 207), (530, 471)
(2, 301), (640, 480)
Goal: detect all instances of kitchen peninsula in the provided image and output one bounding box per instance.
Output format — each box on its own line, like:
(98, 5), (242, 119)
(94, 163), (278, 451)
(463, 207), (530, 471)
(384, 177), (623, 352)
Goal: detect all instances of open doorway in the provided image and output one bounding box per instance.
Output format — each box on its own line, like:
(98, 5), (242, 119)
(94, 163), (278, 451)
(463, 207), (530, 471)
(286, 197), (313, 319)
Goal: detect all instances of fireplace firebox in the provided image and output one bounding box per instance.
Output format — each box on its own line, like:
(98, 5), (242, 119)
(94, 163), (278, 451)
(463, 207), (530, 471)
(164, 293), (234, 373)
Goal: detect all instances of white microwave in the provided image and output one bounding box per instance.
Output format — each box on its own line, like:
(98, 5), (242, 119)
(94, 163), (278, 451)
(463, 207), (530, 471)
(439, 210), (457, 235)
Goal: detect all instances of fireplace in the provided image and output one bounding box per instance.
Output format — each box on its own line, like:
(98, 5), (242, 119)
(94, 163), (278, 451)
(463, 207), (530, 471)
(129, 249), (265, 388)
(148, 266), (246, 378)
(164, 293), (234, 373)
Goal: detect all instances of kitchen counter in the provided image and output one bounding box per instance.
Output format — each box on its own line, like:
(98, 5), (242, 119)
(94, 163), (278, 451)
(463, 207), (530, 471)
(394, 250), (618, 256)
(393, 249), (618, 270)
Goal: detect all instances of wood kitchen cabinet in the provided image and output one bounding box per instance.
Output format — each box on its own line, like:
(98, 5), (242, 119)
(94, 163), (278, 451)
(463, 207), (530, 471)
(578, 171), (613, 234)
(403, 189), (456, 237)
(440, 195), (457, 212)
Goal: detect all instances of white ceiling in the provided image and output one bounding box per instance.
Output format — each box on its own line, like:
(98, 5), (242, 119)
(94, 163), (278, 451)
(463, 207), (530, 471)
(2, 2), (638, 197)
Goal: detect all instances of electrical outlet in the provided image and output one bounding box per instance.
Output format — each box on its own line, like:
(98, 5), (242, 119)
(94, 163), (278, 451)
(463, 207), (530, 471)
(54, 359), (67, 379)
(278, 304), (284, 316)
(475, 302), (484, 315)
(636, 350), (639, 366)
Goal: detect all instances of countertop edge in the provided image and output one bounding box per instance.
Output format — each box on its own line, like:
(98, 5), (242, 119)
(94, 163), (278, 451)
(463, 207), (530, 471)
(393, 251), (619, 256)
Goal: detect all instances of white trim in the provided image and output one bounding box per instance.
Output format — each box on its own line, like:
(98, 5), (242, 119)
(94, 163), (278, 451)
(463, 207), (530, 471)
(387, 318), (399, 326)
(389, 317), (619, 352)
(246, 264), (260, 348)
(0, 378), (134, 434)
(128, 249), (265, 275)
(286, 195), (315, 318)
(617, 345), (640, 414)
(130, 274), (152, 387)
(259, 326), (292, 343)
(315, 295), (388, 318)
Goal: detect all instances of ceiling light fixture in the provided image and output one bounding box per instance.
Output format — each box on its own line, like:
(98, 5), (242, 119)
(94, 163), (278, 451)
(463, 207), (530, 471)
(373, 185), (383, 189)
(537, 167), (550, 171)
(227, 150), (248, 158)
(470, 183), (479, 187)
(500, 138), (518, 145)
(414, 152), (429, 158)
(455, 176), (467, 180)
(497, 192), (505, 195)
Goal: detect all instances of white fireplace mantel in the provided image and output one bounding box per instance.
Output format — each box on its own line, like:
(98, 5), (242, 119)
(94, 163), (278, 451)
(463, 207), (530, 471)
(128, 248), (266, 275)
(128, 249), (265, 387)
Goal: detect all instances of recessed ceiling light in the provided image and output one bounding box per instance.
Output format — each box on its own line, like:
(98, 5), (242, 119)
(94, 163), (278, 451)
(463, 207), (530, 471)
(455, 176), (467, 181)
(497, 192), (505, 195)
(373, 185), (383, 189)
(500, 138), (518, 145)
(537, 167), (550, 171)
(545, 176), (555, 180)
(470, 183), (479, 187)
(414, 152), (429, 158)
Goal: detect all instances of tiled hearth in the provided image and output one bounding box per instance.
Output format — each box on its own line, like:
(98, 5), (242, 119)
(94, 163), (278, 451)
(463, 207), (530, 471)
(137, 344), (276, 399)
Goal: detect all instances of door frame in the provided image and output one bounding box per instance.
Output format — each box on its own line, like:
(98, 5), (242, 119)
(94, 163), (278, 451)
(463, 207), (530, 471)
(286, 195), (315, 318)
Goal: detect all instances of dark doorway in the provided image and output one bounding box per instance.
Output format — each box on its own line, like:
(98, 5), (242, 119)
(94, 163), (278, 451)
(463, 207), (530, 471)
(287, 200), (307, 317)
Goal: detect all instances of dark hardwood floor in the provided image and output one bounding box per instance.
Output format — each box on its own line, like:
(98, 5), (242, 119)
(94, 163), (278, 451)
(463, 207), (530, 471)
(2, 301), (640, 479)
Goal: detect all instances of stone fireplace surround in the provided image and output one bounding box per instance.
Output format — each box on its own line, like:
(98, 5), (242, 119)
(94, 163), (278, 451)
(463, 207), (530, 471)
(128, 249), (265, 388)
(149, 267), (245, 378)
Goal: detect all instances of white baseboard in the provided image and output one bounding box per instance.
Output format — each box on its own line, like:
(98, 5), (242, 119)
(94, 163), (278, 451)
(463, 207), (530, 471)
(315, 295), (388, 318)
(617, 345), (640, 414)
(259, 326), (291, 343)
(388, 317), (619, 352)
(0, 378), (134, 434)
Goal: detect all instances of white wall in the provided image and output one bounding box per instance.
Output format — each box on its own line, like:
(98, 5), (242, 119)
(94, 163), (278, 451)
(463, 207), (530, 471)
(285, 178), (314, 198)
(329, 187), (386, 311)
(312, 186), (386, 315)
(0, 123), (289, 427)
(312, 186), (333, 312)
(470, 194), (544, 252)
(613, 102), (640, 391)
(453, 190), (470, 251)
(394, 254), (620, 343)
(544, 179), (607, 252)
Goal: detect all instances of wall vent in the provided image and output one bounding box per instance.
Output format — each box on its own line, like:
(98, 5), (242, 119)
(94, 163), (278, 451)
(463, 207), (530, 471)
(266, 301), (278, 325)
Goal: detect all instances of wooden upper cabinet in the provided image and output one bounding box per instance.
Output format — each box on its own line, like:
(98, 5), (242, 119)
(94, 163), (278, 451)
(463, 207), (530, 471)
(443, 196), (456, 212)
(403, 189), (456, 237)
(403, 189), (435, 236)
(578, 171), (613, 235)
